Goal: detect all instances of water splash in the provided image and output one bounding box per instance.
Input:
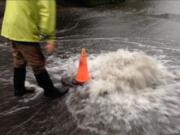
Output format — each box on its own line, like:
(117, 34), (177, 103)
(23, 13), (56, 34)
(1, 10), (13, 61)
(23, 48), (180, 135)
(65, 49), (180, 135)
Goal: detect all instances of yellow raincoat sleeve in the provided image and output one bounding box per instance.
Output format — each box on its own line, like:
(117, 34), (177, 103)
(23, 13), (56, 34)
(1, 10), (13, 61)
(37, 0), (56, 43)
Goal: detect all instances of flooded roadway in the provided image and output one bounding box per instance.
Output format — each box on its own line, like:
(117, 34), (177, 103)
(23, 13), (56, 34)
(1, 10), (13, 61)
(1, 1), (180, 135)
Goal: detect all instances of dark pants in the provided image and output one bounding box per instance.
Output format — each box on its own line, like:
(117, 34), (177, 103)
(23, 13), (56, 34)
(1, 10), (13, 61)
(11, 41), (46, 74)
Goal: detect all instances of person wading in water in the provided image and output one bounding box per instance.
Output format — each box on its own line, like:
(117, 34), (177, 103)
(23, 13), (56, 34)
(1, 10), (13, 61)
(1, 0), (68, 98)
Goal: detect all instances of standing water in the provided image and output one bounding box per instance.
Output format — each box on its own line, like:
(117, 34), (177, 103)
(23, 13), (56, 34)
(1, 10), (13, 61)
(1, 0), (180, 135)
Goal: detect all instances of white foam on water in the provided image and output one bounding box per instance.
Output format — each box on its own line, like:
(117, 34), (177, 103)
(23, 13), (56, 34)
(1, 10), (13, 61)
(23, 48), (180, 135)
(46, 54), (79, 78)
(64, 49), (180, 135)
(18, 81), (44, 103)
(0, 42), (9, 50)
(56, 23), (79, 34)
(0, 106), (30, 116)
(0, 43), (6, 47)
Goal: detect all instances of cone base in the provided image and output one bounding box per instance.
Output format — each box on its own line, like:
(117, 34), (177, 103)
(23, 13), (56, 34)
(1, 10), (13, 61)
(75, 80), (88, 85)
(61, 76), (86, 87)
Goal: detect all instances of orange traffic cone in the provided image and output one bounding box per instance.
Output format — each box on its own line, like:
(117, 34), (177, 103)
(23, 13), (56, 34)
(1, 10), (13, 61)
(75, 48), (89, 84)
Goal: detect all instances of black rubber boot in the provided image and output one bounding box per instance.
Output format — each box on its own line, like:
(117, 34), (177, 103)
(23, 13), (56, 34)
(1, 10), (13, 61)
(14, 68), (35, 97)
(34, 70), (69, 98)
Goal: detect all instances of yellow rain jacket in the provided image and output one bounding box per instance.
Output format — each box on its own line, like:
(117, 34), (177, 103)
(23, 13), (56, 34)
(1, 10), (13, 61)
(1, 0), (56, 42)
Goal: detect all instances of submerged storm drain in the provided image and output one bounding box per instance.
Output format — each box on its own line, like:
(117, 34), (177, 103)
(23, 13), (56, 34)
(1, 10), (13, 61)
(65, 50), (180, 135)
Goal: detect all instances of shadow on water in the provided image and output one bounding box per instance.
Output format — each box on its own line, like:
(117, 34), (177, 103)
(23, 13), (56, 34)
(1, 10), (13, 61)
(1, 0), (180, 135)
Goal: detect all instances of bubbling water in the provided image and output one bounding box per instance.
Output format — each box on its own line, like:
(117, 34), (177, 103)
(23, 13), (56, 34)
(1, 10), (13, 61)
(65, 49), (180, 135)
(86, 50), (173, 97)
